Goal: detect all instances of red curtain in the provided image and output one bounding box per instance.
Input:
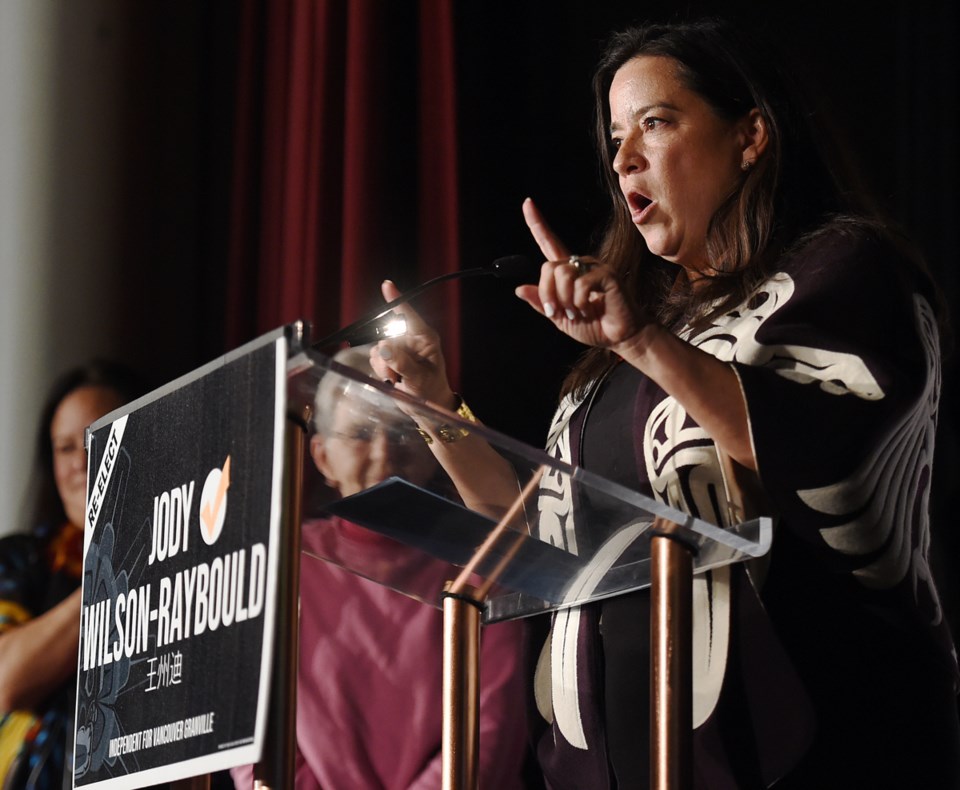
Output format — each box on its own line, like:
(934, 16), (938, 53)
(226, 0), (462, 385)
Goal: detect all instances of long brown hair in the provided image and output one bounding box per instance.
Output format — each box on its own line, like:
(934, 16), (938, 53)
(563, 18), (883, 398)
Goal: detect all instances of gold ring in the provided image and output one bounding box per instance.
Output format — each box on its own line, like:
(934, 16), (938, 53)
(568, 255), (592, 276)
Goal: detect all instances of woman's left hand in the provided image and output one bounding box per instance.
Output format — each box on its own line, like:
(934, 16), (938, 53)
(516, 197), (649, 349)
(369, 279), (458, 411)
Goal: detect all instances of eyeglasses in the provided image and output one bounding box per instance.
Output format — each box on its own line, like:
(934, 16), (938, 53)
(331, 423), (417, 446)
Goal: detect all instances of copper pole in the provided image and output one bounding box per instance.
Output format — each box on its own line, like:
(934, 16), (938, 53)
(254, 417), (304, 789)
(448, 466), (545, 598)
(441, 466), (545, 789)
(650, 518), (693, 790)
(441, 586), (482, 790)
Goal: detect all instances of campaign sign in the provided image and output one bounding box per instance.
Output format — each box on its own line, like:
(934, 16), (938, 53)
(74, 333), (286, 788)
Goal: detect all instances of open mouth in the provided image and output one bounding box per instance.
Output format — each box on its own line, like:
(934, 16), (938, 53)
(626, 191), (653, 221)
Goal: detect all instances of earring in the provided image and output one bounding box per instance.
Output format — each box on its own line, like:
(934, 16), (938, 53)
(741, 159), (754, 171)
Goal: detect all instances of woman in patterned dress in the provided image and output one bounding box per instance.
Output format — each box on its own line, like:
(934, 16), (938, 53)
(0, 361), (140, 789)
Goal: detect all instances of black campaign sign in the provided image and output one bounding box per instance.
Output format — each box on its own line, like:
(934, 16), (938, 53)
(74, 338), (284, 788)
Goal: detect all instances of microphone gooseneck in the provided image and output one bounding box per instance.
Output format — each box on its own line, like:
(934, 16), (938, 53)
(489, 254), (539, 279)
(312, 255), (536, 350)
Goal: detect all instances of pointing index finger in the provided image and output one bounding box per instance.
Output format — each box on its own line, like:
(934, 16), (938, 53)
(523, 198), (570, 262)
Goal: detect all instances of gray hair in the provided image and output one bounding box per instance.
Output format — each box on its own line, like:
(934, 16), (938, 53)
(313, 344), (395, 435)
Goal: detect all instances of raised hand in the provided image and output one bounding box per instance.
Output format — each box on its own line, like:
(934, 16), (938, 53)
(369, 280), (458, 410)
(515, 197), (648, 351)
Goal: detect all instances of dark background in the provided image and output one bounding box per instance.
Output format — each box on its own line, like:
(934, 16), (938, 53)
(91, 0), (958, 671)
(451, 2), (960, 640)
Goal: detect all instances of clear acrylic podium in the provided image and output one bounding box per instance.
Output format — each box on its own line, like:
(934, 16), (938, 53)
(284, 340), (772, 790)
(76, 323), (769, 790)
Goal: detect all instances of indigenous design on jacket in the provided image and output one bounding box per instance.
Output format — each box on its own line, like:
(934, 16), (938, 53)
(532, 226), (956, 789)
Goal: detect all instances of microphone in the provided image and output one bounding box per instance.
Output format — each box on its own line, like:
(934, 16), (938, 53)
(312, 255), (538, 350)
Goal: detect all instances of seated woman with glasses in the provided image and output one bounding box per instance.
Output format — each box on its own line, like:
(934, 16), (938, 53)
(231, 346), (529, 790)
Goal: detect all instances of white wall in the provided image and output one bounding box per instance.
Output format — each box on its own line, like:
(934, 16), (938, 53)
(0, 1), (125, 535)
